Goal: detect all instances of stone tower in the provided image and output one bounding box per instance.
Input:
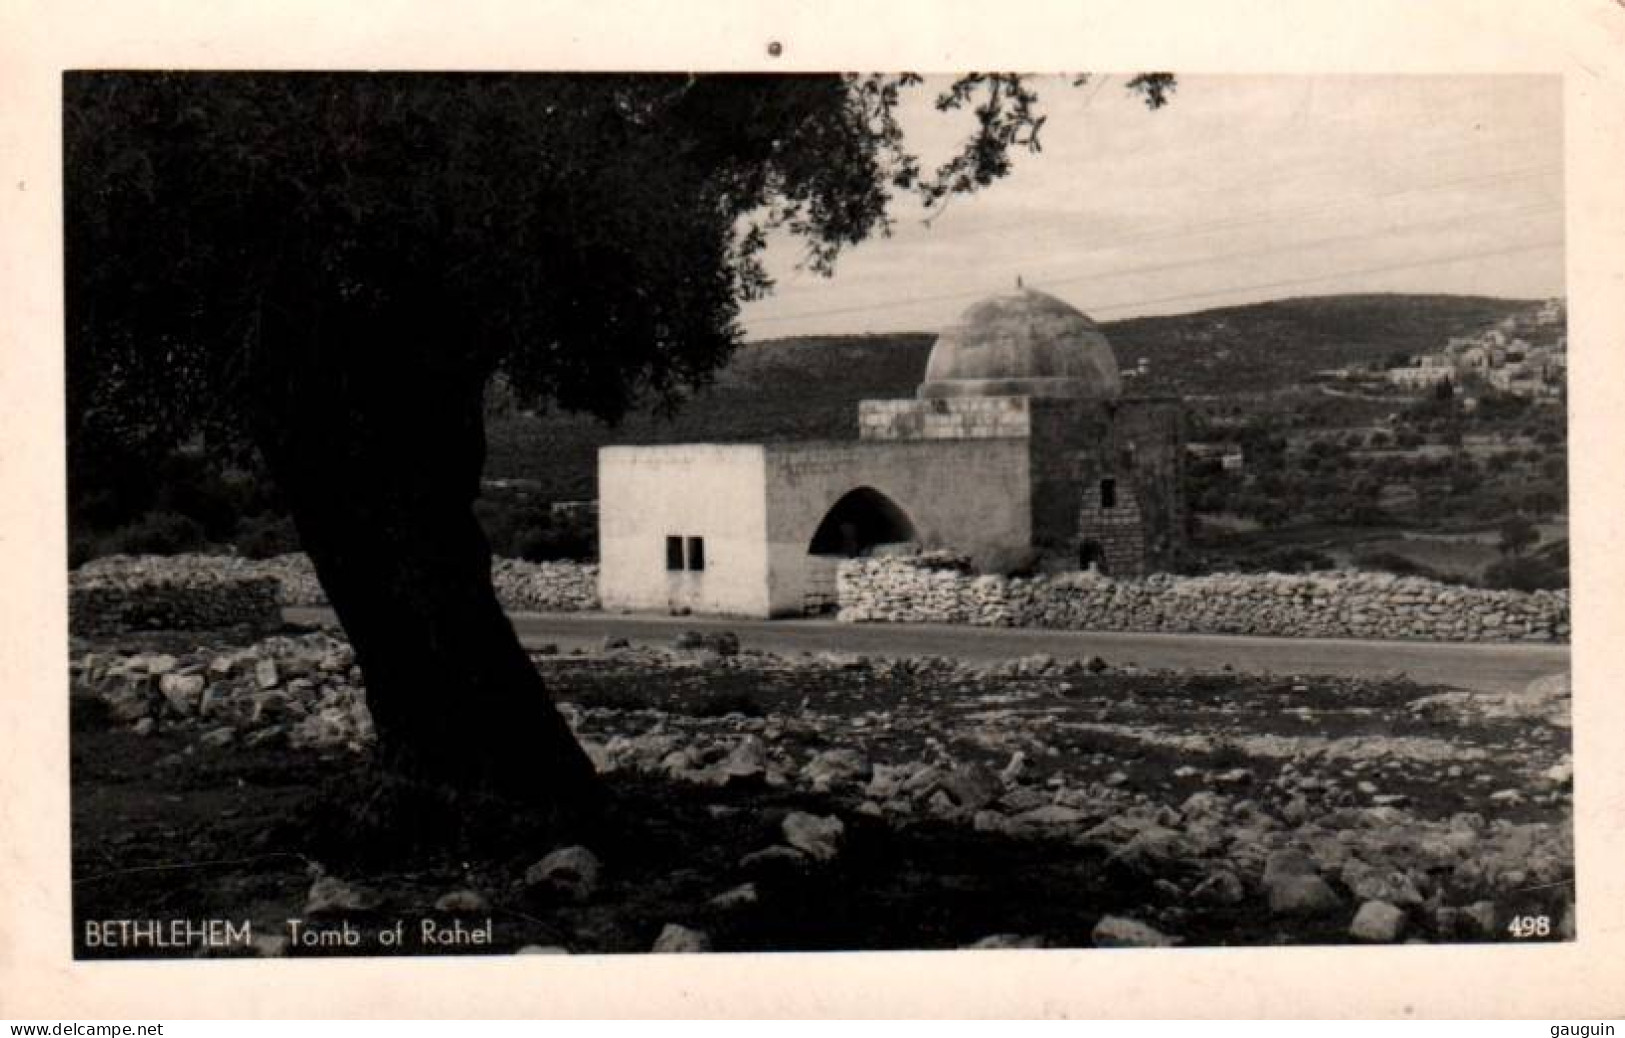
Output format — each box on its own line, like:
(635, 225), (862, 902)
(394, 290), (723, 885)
(858, 287), (1186, 576)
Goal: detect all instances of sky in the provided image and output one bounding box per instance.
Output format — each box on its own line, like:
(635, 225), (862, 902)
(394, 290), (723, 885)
(738, 75), (1565, 340)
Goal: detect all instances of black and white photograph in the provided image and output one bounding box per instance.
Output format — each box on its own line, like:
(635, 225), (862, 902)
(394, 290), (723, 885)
(59, 67), (1576, 957)
(6, 0), (1625, 1020)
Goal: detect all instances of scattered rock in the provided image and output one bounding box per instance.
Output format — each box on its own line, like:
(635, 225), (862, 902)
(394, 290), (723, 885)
(1459, 900), (1499, 938)
(963, 933), (1045, 950)
(1106, 827), (1198, 880)
(1190, 869), (1246, 906)
(1267, 875), (1342, 916)
(434, 889), (491, 914)
(1016, 804), (1086, 827)
(999, 751), (1029, 785)
(804, 748), (870, 790)
(673, 630), (740, 655)
(1349, 900), (1408, 942)
(525, 845), (602, 903)
(1262, 849), (1320, 885)
(305, 875), (378, 916)
(782, 811), (844, 862)
(254, 659), (280, 690)
(738, 845), (807, 874)
(1342, 862), (1424, 907)
(711, 736), (768, 784)
(938, 763), (1001, 811)
(651, 924), (711, 953)
(158, 672), (207, 716)
(1091, 915), (1175, 948)
(708, 883), (759, 910)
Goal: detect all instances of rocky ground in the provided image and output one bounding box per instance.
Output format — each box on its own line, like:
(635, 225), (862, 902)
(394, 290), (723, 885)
(71, 622), (1574, 957)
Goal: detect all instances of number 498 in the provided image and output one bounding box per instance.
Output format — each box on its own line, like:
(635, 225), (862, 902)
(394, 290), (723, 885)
(1507, 915), (1551, 938)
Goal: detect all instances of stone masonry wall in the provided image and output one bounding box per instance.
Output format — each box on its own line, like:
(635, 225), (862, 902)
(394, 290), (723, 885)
(857, 396), (1032, 441)
(1076, 480), (1147, 576)
(74, 553), (600, 625)
(70, 569), (282, 637)
(836, 556), (1569, 643)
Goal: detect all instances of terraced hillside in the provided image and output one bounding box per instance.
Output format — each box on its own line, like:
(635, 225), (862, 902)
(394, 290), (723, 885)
(486, 293), (1543, 500)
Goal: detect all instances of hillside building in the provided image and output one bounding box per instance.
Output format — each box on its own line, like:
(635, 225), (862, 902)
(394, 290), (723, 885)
(598, 288), (1187, 617)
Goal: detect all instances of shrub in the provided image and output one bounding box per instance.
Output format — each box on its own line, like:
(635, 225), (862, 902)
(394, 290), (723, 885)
(235, 511), (302, 558)
(1481, 554), (1568, 592)
(1351, 551), (1444, 582)
(1253, 546), (1335, 573)
(101, 510), (209, 556)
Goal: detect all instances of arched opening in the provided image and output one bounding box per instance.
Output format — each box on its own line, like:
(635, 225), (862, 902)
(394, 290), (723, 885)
(808, 486), (917, 557)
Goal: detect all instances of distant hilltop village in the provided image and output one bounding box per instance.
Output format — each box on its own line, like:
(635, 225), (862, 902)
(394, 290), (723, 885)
(1347, 297), (1567, 400)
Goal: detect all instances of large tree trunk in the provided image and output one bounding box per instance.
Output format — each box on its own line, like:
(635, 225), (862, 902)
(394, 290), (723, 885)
(252, 314), (599, 817)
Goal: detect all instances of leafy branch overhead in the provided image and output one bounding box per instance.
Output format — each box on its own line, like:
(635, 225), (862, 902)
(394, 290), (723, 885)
(63, 70), (1175, 806)
(66, 72), (1175, 450)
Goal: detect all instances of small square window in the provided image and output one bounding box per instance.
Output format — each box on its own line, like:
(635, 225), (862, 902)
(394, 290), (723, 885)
(665, 536), (684, 571)
(686, 536), (706, 572)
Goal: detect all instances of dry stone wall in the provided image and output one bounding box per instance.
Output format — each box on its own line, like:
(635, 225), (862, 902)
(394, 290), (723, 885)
(70, 564), (282, 637)
(73, 553), (599, 632)
(836, 556), (1569, 643)
(491, 558), (600, 612)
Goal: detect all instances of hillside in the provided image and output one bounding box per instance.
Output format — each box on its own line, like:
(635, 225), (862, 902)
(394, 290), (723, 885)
(484, 293), (1546, 499)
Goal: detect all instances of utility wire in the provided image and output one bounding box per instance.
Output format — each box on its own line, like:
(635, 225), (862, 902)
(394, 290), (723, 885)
(752, 206), (1561, 326)
(765, 163), (1562, 301)
(749, 239), (1562, 329)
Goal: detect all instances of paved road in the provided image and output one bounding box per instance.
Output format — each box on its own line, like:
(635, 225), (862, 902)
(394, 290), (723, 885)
(284, 608), (1568, 695)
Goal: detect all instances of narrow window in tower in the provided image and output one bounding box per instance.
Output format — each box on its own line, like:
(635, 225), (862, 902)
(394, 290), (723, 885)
(1100, 478), (1117, 509)
(666, 535), (684, 571)
(687, 536), (706, 572)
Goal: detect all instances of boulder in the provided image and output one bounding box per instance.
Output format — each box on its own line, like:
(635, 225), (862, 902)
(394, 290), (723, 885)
(434, 889), (491, 914)
(525, 845), (602, 903)
(651, 924), (711, 953)
(804, 748), (871, 790)
(305, 875), (379, 916)
(1091, 915), (1175, 948)
(707, 883), (759, 910)
(1349, 900), (1408, 942)
(963, 934), (1045, 950)
(1190, 869), (1246, 906)
(1267, 875), (1342, 916)
(781, 811), (844, 862)
(158, 673), (207, 716)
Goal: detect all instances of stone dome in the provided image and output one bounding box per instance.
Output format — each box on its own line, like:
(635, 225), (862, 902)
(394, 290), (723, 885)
(918, 288), (1121, 400)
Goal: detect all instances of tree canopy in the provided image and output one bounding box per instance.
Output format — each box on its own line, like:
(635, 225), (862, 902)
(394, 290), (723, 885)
(64, 71), (1174, 807)
(66, 72), (1174, 455)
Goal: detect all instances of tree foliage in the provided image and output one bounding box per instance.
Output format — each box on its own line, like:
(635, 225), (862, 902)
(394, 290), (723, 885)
(66, 72), (1173, 456)
(64, 72), (1175, 805)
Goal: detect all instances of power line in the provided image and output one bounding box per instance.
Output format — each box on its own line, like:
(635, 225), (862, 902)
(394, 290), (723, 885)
(766, 163), (1562, 302)
(750, 205), (1560, 326)
(1081, 239), (1564, 316)
(924, 145), (1561, 244)
(747, 239), (1562, 330)
(994, 200), (1560, 293)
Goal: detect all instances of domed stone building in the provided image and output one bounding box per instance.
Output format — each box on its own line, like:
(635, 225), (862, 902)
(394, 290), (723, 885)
(598, 288), (1186, 617)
